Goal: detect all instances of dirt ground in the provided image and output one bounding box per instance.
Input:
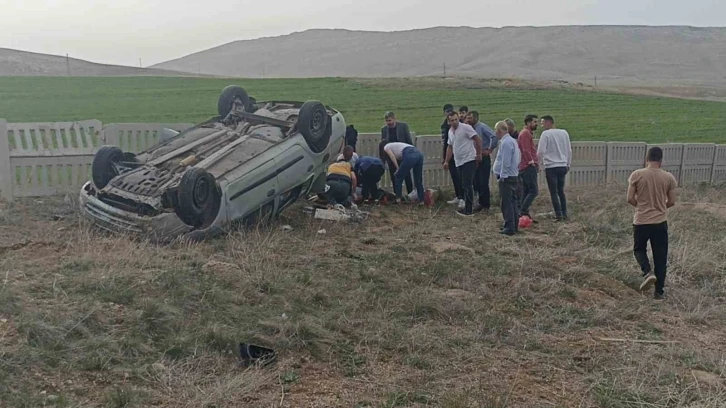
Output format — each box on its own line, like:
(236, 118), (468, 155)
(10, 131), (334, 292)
(1, 185), (726, 407)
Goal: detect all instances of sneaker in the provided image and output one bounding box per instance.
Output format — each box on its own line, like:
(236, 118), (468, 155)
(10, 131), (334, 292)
(456, 209), (474, 217)
(447, 198), (460, 205)
(639, 273), (656, 292)
(472, 205), (489, 213)
(499, 230), (515, 236)
(654, 292), (665, 301)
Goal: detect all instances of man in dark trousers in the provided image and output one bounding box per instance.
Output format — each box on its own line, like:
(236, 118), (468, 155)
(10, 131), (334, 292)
(354, 155), (385, 203)
(627, 147), (678, 300)
(466, 111), (497, 213)
(443, 111), (482, 217)
(441, 104), (464, 206)
(518, 114), (539, 219)
(493, 121), (521, 236)
(381, 111), (413, 194)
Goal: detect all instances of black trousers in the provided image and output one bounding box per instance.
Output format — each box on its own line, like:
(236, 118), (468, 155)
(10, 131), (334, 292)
(545, 167), (568, 218)
(473, 155), (492, 209)
(389, 159), (413, 195)
(519, 165), (539, 216)
(633, 222), (669, 295)
(498, 177), (519, 233)
(359, 164), (385, 200)
(457, 160), (477, 213)
(448, 157), (462, 199)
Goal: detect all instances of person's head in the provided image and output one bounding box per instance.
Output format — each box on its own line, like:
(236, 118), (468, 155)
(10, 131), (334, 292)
(646, 147), (664, 167)
(494, 121), (508, 139)
(458, 106), (468, 118)
(384, 111), (397, 128)
(447, 111), (460, 128)
(524, 114), (539, 131)
(443, 104), (454, 116)
(541, 115), (555, 130)
(341, 145), (354, 161)
(466, 111), (479, 126)
(505, 118), (516, 134)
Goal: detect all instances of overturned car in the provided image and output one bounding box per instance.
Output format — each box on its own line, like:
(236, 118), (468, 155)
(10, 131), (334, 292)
(80, 85), (346, 241)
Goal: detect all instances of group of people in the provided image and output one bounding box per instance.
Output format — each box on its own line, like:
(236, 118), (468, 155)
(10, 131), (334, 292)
(438, 104), (573, 235)
(328, 106), (679, 299)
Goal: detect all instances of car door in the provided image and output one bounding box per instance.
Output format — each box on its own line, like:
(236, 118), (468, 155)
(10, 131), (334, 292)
(275, 143), (320, 213)
(224, 155), (279, 228)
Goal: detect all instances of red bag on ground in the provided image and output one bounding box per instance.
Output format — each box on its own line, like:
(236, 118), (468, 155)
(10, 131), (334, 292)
(519, 215), (533, 229)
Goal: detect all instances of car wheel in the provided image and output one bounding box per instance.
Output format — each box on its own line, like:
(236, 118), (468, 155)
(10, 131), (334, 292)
(91, 146), (124, 189)
(298, 101), (331, 153)
(217, 85), (250, 119)
(176, 167), (220, 227)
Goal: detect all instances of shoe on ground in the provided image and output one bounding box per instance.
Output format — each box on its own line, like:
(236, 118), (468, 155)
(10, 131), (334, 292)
(639, 272), (657, 292)
(499, 230), (515, 236)
(654, 292), (665, 300)
(456, 209), (474, 217)
(447, 198), (460, 205)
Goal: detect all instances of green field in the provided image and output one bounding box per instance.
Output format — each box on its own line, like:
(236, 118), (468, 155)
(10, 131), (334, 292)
(1, 76), (725, 142)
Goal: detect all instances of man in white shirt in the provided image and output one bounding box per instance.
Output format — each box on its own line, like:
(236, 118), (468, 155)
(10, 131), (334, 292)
(443, 111), (482, 217)
(537, 115), (572, 221)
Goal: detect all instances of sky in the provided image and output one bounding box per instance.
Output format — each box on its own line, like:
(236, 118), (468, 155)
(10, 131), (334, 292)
(0, 0), (724, 67)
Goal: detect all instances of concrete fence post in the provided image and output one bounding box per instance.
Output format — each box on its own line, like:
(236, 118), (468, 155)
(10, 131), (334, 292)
(710, 145), (719, 185)
(0, 119), (13, 201)
(678, 145), (688, 186)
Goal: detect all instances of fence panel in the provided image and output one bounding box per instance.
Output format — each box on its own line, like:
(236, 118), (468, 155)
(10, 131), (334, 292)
(7, 120), (102, 156)
(101, 123), (194, 153)
(713, 145), (726, 184)
(681, 144), (716, 184)
(0, 119), (12, 200)
(10, 155), (93, 197)
(606, 142), (647, 185)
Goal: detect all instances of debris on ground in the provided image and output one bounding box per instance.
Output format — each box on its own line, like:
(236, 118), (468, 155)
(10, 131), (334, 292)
(431, 242), (475, 255)
(317, 229), (327, 235)
(281, 225), (293, 232)
(313, 206), (370, 223)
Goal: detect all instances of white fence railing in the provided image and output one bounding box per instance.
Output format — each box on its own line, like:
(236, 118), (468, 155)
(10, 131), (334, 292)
(0, 118), (725, 200)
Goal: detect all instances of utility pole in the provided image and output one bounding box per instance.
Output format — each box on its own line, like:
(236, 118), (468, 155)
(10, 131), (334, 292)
(594, 75), (597, 88)
(443, 63), (446, 78)
(66, 54), (70, 76)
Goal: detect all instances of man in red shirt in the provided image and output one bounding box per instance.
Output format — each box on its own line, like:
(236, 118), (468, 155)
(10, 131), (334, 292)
(518, 114), (539, 219)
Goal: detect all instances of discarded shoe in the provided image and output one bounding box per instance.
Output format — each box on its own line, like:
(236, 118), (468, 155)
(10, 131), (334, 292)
(239, 343), (276, 367)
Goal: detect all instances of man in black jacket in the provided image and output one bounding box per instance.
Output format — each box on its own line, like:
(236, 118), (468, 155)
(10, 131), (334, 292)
(345, 125), (358, 151)
(441, 104), (463, 204)
(381, 111), (414, 194)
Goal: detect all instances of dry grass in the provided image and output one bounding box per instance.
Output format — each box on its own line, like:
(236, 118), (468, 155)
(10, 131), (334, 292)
(1, 183), (726, 407)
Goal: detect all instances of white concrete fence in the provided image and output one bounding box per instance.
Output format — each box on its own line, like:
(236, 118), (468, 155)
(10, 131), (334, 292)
(0, 118), (725, 200)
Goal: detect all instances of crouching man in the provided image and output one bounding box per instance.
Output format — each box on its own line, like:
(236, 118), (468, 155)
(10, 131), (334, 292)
(354, 155), (386, 203)
(325, 146), (357, 208)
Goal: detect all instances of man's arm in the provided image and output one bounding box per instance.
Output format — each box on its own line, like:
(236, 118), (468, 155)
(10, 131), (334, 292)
(381, 127), (386, 142)
(472, 134), (482, 162)
(500, 141), (512, 174)
(666, 177), (678, 208)
(385, 149), (399, 170)
(351, 172), (358, 197)
(537, 133), (547, 169)
(627, 173), (637, 206)
(402, 123), (413, 145)
(444, 146), (453, 169)
(566, 134), (572, 169)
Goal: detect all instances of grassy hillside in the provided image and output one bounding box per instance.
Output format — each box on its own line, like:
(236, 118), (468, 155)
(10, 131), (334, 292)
(0, 76), (724, 142)
(1, 186), (726, 407)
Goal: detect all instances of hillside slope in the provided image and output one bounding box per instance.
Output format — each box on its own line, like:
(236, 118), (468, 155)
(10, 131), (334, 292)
(0, 48), (194, 77)
(152, 26), (726, 86)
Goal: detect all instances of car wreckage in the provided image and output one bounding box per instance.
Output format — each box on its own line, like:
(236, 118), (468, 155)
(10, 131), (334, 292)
(79, 85), (346, 241)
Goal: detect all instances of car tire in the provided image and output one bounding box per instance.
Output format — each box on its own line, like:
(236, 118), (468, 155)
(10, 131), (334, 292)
(298, 101), (331, 153)
(217, 85), (250, 119)
(91, 146), (124, 189)
(176, 167), (219, 227)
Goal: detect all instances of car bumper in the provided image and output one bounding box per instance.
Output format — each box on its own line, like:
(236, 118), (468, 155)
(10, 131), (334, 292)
(79, 182), (193, 241)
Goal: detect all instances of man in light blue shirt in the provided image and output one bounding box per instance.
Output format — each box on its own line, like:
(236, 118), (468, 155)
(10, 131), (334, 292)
(466, 111), (498, 212)
(493, 121), (521, 235)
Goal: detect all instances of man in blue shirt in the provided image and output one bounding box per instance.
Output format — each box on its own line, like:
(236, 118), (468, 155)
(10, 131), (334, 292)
(354, 155), (386, 202)
(466, 111), (498, 212)
(493, 121), (522, 235)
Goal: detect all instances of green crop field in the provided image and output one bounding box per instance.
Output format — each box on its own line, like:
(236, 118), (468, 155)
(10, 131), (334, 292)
(0, 76), (724, 142)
